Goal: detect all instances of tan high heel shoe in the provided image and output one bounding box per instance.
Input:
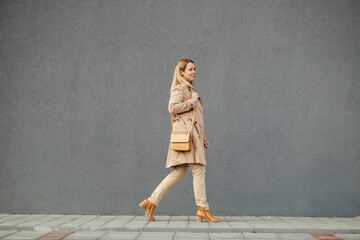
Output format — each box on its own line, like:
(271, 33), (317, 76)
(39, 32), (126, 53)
(139, 199), (156, 221)
(196, 206), (220, 222)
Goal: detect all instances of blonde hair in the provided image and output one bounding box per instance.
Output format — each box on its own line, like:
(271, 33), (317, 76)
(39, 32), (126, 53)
(170, 59), (195, 93)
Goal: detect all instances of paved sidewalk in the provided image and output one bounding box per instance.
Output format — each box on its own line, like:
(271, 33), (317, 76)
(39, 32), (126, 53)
(0, 214), (359, 239)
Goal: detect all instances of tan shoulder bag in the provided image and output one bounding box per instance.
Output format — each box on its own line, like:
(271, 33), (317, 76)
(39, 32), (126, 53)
(170, 108), (196, 151)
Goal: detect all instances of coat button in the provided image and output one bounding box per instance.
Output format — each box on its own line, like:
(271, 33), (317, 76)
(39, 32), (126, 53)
(195, 121), (197, 124)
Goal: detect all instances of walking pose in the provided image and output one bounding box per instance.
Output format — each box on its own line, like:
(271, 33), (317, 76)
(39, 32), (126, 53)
(139, 59), (220, 223)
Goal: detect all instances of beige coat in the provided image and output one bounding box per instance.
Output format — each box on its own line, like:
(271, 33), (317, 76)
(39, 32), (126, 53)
(166, 84), (208, 168)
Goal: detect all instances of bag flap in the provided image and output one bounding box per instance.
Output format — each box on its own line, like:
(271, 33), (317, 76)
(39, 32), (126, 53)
(171, 133), (190, 143)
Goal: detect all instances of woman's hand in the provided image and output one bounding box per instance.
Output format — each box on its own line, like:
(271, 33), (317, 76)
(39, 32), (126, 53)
(204, 140), (209, 149)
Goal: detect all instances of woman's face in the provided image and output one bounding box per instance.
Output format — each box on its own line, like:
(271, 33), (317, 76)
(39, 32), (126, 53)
(180, 62), (196, 82)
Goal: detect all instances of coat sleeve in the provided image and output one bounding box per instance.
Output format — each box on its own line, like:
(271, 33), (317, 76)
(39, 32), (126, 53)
(168, 85), (195, 115)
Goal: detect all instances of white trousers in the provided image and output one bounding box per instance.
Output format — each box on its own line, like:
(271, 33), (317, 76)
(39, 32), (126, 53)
(148, 163), (209, 210)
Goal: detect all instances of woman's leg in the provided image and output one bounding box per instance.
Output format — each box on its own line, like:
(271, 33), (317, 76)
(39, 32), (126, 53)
(189, 163), (209, 210)
(148, 164), (188, 206)
(189, 163), (220, 222)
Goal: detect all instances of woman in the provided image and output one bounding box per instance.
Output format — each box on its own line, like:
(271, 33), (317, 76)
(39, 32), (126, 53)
(139, 59), (220, 223)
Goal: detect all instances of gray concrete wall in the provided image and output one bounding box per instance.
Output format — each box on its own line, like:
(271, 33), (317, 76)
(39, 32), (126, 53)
(0, 0), (359, 216)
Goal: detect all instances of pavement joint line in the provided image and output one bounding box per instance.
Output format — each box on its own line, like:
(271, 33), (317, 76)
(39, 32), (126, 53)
(71, 215), (103, 229)
(32, 214), (69, 229)
(0, 214), (28, 224)
(101, 215), (136, 229)
(337, 218), (360, 227)
(273, 216), (289, 228)
(58, 215), (101, 230)
(20, 215), (51, 225)
(133, 230), (144, 240)
(57, 215), (84, 228)
(128, 231), (140, 240)
(102, 216), (118, 226)
(276, 232), (285, 240)
(164, 217), (170, 229)
(225, 215), (253, 233)
(32, 215), (82, 231)
(141, 218), (151, 232)
(0, 214), (44, 227)
(0, 230), (20, 238)
(10, 215), (60, 231)
(84, 215), (118, 229)
(77, 215), (101, 228)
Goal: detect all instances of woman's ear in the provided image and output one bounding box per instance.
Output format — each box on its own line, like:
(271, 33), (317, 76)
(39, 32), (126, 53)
(180, 70), (184, 76)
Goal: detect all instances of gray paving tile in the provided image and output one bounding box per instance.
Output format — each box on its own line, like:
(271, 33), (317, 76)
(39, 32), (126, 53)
(334, 234), (360, 240)
(79, 216), (117, 230)
(166, 220), (188, 228)
(138, 232), (174, 236)
(59, 215), (99, 229)
(296, 217), (327, 224)
(227, 222), (253, 231)
(208, 221), (231, 228)
(243, 216), (265, 222)
(250, 223), (274, 228)
(266, 223), (294, 229)
(153, 216), (171, 221)
(210, 237), (244, 240)
(227, 221), (252, 227)
(188, 216), (198, 222)
(292, 224), (318, 229)
(170, 216), (189, 221)
(261, 217), (295, 228)
(261, 217), (283, 222)
(243, 232), (281, 239)
(63, 231), (107, 239)
(100, 216), (135, 229)
(0, 215), (30, 224)
(187, 221), (209, 229)
(1, 230), (50, 240)
(122, 219), (148, 230)
(336, 218), (360, 227)
(137, 232), (174, 240)
(144, 221), (169, 228)
(277, 233), (317, 239)
(210, 232), (242, 237)
(277, 217), (308, 226)
(225, 216), (247, 222)
(175, 232), (208, 238)
(175, 238), (209, 240)
(16, 215), (65, 228)
(33, 215), (81, 231)
(209, 232), (245, 239)
(132, 216), (149, 221)
(320, 218), (347, 224)
(100, 231), (140, 240)
(305, 224), (337, 229)
(0, 215), (47, 227)
(0, 230), (18, 238)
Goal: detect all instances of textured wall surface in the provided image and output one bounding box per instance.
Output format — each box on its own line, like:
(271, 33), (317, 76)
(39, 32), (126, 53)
(0, 0), (359, 216)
